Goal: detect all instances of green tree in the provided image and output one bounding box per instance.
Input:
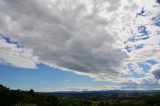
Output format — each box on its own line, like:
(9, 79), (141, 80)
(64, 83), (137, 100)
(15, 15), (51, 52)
(29, 89), (35, 96)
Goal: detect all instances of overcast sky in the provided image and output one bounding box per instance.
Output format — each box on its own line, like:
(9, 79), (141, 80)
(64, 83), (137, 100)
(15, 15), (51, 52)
(0, 0), (160, 91)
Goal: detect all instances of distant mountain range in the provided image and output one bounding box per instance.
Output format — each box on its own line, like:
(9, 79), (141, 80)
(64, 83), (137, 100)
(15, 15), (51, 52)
(43, 90), (160, 94)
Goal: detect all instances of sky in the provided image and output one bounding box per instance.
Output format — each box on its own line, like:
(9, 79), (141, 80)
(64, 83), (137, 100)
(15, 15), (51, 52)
(0, 0), (160, 92)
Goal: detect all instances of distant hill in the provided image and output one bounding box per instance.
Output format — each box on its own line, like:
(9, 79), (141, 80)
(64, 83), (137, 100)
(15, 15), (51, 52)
(52, 90), (160, 94)
(1, 84), (160, 106)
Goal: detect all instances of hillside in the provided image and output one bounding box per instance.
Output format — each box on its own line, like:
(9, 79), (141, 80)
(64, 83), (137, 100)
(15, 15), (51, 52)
(1, 84), (160, 106)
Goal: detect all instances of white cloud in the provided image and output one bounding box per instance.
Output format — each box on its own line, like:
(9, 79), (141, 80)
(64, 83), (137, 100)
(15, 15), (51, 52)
(42, 85), (120, 92)
(64, 80), (70, 82)
(0, 0), (160, 89)
(0, 36), (38, 68)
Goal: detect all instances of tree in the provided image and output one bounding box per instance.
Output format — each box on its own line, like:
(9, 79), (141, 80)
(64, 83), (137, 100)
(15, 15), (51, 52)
(98, 101), (105, 106)
(29, 89), (35, 96)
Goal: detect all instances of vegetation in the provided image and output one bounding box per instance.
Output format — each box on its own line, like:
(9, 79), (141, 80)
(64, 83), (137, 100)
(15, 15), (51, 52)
(0, 84), (91, 106)
(0, 84), (160, 106)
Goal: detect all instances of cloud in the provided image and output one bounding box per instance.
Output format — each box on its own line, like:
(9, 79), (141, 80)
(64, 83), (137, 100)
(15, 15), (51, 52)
(0, 0), (160, 89)
(42, 85), (120, 92)
(153, 70), (160, 79)
(64, 80), (70, 82)
(121, 81), (160, 90)
(0, 0), (129, 79)
(151, 64), (160, 80)
(0, 35), (38, 69)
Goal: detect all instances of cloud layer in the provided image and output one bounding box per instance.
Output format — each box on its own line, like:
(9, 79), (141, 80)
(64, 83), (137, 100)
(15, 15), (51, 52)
(0, 35), (38, 68)
(0, 0), (160, 89)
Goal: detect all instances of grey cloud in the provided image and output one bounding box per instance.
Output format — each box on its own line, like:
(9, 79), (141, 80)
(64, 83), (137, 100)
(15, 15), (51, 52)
(121, 80), (160, 90)
(0, 0), (128, 79)
(121, 81), (140, 89)
(106, 0), (121, 11)
(152, 69), (160, 79)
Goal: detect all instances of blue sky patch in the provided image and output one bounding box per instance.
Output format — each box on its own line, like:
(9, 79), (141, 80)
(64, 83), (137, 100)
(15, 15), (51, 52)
(138, 26), (148, 35)
(139, 63), (151, 73)
(138, 59), (158, 73)
(124, 44), (144, 53)
(147, 59), (158, 65)
(122, 64), (145, 78)
(134, 44), (144, 49)
(152, 15), (160, 27)
(137, 7), (146, 17)
(123, 71), (145, 78)
(0, 34), (22, 48)
(124, 45), (132, 53)
(127, 27), (149, 42)
(156, 0), (160, 4)
(127, 64), (135, 72)
(0, 63), (115, 91)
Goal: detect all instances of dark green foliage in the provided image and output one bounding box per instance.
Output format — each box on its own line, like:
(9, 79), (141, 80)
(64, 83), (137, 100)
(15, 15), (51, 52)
(46, 95), (59, 106)
(29, 89), (35, 97)
(58, 99), (75, 106)
(79, 100), (92, 106)
(98, 101), (105, 106)
(0, 84), (92, 106)
(98, 101), (110, 106)
(0, 84), (59, 106)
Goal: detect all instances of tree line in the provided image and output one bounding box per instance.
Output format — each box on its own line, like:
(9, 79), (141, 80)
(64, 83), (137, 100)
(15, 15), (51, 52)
(0, 84), (160, 106)
(0, 84), (92, 106)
